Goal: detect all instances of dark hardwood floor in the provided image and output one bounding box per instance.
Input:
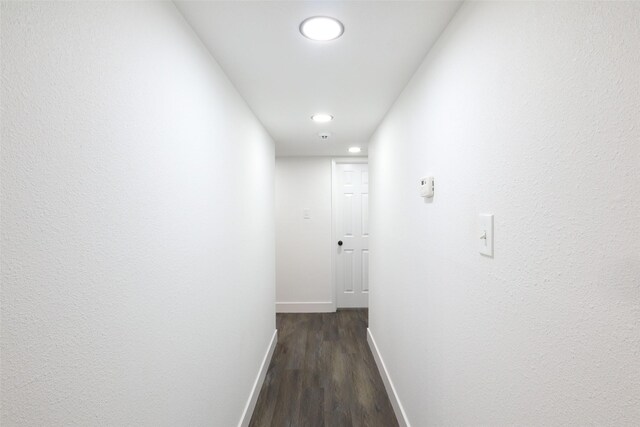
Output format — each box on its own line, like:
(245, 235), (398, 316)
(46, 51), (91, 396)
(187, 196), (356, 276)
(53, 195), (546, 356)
(249, 309), (399, 427)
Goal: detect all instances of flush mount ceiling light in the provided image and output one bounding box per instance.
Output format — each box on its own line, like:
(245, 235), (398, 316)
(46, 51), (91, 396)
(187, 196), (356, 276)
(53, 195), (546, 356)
(311, 113), (333, 123)
(299, 16), (344, 41)
(348, 147), (361, 153)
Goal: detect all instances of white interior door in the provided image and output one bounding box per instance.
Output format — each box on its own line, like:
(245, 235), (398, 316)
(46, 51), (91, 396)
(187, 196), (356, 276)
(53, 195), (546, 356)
(334, 163), (369, 308)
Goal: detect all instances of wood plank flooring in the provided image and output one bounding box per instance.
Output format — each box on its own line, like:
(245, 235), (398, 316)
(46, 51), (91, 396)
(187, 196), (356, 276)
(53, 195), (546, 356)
(249, 309), (398, 427)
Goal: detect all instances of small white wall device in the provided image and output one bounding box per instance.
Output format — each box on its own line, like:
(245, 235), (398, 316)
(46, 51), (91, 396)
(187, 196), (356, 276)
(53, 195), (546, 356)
(419, 176), (434, 198)
(478, 214), (494, 257)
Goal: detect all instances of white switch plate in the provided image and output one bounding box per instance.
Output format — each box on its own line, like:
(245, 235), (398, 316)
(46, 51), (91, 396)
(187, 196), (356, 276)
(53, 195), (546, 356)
(303, 208), (311, 219)
(478, 214), (493, 257)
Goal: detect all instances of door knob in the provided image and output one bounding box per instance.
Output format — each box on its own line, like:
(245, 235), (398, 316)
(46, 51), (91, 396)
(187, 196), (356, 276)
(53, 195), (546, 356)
(338, 240), (343, 246)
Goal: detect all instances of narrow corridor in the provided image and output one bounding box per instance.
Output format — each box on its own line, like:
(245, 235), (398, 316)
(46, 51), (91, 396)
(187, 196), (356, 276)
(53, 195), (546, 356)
(250, 310), (398, 426)
(3, 2), (639, 425)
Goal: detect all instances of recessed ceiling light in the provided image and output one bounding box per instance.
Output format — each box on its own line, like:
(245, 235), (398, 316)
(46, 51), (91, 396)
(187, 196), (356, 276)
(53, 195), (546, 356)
(311, 113), (333, 123)
(299, 16), (344, 41)
(348, 147), (361, 153)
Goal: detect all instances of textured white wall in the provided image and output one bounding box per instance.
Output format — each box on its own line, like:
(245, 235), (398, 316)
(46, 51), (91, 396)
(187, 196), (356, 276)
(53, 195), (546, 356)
(275, 158), (332, 311)
(1, 2), (275, 426)
(368, 1), (640, 425)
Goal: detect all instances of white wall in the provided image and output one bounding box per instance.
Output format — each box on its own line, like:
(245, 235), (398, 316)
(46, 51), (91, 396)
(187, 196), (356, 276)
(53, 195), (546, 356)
(275, 158), (333, 312)
(368, 2), (639, 426)
(1, 2), (275, 426)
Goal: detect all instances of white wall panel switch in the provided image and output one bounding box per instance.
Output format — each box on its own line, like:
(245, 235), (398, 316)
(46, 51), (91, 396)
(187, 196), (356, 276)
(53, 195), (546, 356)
(478, 214), (493, 257)
(303, 208), (311, 219)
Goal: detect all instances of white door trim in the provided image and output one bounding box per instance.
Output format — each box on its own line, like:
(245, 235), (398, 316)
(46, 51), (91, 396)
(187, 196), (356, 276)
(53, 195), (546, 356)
(331, 157), (368, 311)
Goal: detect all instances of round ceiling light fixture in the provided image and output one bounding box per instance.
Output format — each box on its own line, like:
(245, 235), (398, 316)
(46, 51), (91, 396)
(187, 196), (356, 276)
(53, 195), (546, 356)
(348, 147), (362, 153)
(299, 16), (344, 41)
(311, 113), (333, 123)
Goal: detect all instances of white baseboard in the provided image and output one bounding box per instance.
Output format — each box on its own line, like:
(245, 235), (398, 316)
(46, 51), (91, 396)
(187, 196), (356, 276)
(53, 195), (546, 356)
(367, 328), (411, 427)
(238, 329), (278, 427)
(276, 302), (335, 313)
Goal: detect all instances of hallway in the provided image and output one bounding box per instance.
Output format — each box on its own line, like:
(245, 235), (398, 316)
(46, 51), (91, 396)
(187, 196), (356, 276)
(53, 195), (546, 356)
(250, 311), (397, 427)
(2, 1), (639, 426)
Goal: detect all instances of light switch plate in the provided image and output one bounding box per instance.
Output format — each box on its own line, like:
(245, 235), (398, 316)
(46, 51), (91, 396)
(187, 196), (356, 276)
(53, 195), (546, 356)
(303, 208), (311, 219)
(478, 214), (493, 257)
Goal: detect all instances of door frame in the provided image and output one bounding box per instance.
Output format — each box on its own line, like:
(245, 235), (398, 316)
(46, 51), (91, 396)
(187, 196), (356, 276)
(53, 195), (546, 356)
(330, 157), (368, 311)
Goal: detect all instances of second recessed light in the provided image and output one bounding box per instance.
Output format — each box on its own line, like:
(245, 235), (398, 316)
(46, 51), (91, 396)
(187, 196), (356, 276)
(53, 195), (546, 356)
(311, 113), (333, 123)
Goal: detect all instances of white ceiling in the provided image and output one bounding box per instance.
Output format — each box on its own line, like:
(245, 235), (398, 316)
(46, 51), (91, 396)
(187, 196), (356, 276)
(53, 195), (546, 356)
(175, 1), (462, 156)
